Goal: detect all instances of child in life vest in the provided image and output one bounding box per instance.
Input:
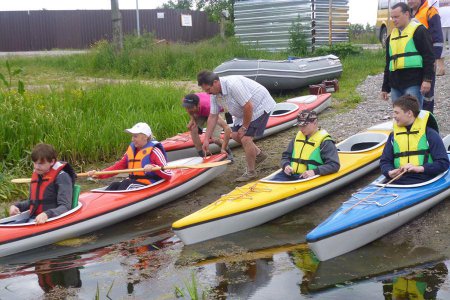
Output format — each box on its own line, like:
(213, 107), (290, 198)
(9, 143), (76, 224)
(87, 122), (172, 190)
(277, 110), (340, 181)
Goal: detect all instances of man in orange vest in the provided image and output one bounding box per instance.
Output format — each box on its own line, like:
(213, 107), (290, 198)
(408, 0), (444, 112)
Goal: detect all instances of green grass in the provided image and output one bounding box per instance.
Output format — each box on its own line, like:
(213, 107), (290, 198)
(332, 49), (385, 109)
(0, 83), (189, 203)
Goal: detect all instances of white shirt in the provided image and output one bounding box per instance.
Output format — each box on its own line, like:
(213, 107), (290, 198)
(210, 75), (276, 126)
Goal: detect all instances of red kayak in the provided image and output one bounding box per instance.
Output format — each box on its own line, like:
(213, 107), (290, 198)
(163, 93), (332, 160)
(0, 154), (228, 257)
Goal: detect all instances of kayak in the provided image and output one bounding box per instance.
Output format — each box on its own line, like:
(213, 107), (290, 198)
(306, 135), (450, 261)
(172, 122), (393, 245)
(162, 93), (332, 161)
(0, 155), (228, 257)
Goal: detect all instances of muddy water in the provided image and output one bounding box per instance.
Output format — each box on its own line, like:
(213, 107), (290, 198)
(1, 167), (450, 300)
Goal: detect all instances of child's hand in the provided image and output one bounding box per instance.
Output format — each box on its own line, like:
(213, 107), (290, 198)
(35, 212), (48, 225)
(9, 205), (20, 216)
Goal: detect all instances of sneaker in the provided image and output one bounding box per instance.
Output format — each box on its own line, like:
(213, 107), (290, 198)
(255, 151), (268, 167)
(235, 171), (257, 182)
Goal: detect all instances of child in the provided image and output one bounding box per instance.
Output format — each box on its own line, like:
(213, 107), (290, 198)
(9, 143), (76, 224)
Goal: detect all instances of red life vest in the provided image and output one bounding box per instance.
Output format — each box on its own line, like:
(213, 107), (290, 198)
(29, 162), (67, 216)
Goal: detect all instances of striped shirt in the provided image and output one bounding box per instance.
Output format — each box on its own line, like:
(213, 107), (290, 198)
(210, 75), (276, 126)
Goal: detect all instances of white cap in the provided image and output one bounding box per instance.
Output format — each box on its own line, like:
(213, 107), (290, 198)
(125, 122), (152, 137)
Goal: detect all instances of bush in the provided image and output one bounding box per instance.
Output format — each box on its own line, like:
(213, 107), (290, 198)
(314, 42), (362, 58)
(288, 16), (309, 57)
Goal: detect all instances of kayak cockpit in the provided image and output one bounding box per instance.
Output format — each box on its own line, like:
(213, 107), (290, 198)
(91, 156), (204, 193)
(373, 170), (449, 188)
(0, 203), (83, 227)
(337, 132), (388, 153)
(270, 102), (299, 117)
(260, 170), (319, 183)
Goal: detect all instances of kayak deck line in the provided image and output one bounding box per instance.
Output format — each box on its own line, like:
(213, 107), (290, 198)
(172, 157), (381, 231)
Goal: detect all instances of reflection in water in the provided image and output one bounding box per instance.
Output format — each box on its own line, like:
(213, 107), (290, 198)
(382, 262), (448, 300)
(289, 248), (320, 294)
(212, 258), (274, 299)
(35, 259), (82, 293)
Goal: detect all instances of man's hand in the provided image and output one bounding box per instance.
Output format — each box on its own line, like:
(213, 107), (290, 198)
(381, 91), (389, 101)
(202, 140), (210, 156)
(421, 81), (431, 95)
(284, 165), (293, 175)
(35, 212), (48, 225)
(301, 170), (315, 179)
(9, 205), (20, 216)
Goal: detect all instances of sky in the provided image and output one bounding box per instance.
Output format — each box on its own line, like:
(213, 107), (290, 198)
(0, 0), (379, 25)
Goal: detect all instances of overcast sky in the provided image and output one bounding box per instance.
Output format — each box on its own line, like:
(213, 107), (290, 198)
(0, 0), (379, 25)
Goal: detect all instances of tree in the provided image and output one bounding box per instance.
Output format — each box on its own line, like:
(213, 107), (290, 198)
(111, 0), (123, 52)
(196, 0), (234, 22)
(163, 0), (194, 9)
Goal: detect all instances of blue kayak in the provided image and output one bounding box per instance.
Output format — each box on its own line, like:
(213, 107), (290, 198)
(307, 136), (450, 261)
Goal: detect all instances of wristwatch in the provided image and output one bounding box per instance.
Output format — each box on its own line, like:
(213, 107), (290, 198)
(240, 126), (248, 132)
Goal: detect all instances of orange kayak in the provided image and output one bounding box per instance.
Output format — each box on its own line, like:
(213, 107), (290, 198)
(0, 155), (228, 257)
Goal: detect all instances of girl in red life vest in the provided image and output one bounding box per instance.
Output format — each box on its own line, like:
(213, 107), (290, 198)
(87, 122), (173, 190)
(9, 144), (76, 224)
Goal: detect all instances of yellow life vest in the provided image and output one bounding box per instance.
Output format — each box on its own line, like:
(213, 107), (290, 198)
(389, 20), (423, 71)
(393, 110), (433, 168)
(290, 129), (331, 174)
(392, 277), (426, 300)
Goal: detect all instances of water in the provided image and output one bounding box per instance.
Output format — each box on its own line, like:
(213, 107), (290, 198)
(1, 171), (450, 299)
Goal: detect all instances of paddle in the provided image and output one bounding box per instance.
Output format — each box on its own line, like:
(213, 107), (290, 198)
(343, 169), (407, 214)
(11, 160), (231, 184)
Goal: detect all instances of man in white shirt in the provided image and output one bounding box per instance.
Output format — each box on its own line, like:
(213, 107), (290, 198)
(197, 70), (276, 182)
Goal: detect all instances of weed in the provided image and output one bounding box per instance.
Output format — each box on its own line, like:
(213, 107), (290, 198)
(174, 272), (207, 300)
(0, 60), (25, 95)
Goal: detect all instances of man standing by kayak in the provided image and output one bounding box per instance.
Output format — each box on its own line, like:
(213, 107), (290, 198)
(381, 2), (435, 109)
(197, 70), (276, 182)
(408, 0), (444, 112)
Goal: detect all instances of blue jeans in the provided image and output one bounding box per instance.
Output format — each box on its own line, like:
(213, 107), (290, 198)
(390, 86), (423, 109)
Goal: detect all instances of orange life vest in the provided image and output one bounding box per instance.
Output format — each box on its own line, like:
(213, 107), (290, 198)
(126, 141), (167, 184)
(29, 162), (67, 216)
(414, 0), (439, 29)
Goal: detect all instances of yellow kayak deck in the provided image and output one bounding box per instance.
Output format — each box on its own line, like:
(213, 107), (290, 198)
(173, 128), (391, 230)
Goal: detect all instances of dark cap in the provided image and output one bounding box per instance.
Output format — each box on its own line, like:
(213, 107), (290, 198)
(182, 94), (200, 108)
(297, 110), (318, 126)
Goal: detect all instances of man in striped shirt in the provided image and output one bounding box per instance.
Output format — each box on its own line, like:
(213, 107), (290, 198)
(197, 70), (276, 182)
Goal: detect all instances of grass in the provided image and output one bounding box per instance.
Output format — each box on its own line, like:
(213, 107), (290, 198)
(0, 36), (386, 204)
(0, 83), (189, 204)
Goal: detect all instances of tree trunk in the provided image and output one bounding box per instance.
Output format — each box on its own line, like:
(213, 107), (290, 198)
(111, 0), (123, 53)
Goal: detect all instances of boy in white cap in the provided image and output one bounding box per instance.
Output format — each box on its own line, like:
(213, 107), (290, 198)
(88, 122), (172, 190)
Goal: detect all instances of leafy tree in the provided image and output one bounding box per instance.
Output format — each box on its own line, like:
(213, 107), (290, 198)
(197, 0), (235, 36)
(162, 0), (194, 10)
(289, 16), (308, 57)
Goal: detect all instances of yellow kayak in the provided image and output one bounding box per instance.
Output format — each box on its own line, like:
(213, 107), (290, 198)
(172, 122), (392, 245)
